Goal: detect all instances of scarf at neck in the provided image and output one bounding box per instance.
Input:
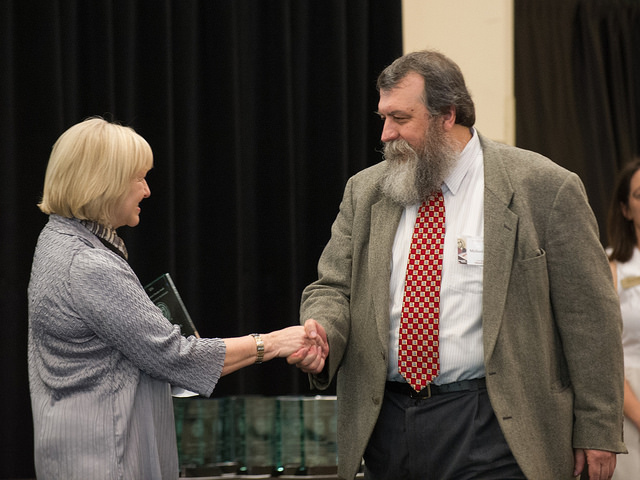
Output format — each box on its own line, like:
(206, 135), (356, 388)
(80, 219), (129, 261)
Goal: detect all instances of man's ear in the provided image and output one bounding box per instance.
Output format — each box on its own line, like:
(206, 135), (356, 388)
(441, 105), (457, 130)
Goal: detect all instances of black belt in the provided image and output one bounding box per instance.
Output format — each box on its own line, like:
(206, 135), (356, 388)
(385, 377), (486, 399)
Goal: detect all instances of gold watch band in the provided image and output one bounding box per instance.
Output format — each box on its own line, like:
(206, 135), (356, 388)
(251, 333), (264, 364)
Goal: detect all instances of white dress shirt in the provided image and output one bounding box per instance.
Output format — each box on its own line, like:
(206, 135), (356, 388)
(387, 128), (485, 385)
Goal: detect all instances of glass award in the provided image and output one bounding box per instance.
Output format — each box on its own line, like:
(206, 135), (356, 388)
(274, 396), (304, 474)
(302, 395), (338, 474)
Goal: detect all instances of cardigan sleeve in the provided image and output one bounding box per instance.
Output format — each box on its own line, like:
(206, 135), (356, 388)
(69, 247), (225, 396)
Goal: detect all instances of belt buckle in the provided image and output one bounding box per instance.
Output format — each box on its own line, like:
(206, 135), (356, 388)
(411, 383), (432, 399)
(424, 383), (432, 399)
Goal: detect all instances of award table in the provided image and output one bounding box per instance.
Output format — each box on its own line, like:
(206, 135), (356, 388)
(174, 395), (351, 478)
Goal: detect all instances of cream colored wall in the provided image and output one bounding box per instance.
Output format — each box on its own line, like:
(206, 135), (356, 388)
(402, 0), (515, 145)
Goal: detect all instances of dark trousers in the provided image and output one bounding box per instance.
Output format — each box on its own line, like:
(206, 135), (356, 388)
(363, 381), (526, 480)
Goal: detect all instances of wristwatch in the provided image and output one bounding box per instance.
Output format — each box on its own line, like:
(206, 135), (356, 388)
(251, 333), (264, 364)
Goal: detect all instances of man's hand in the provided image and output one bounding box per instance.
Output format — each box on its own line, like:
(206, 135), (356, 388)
(287, 319), (328, 374)
(574, 448), (617, 480)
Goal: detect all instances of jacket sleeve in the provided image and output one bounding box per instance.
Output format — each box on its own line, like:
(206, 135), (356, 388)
(300, 176), (357, 390)
(545, 173), (625, 452)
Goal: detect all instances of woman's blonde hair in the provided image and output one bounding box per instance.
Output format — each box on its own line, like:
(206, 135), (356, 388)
(38, 117), (153, 227)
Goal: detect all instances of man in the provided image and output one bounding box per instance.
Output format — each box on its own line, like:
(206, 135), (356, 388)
(289, 50), (626, 480)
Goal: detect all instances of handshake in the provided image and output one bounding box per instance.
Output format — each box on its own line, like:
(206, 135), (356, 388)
(266, 319), (328, 375)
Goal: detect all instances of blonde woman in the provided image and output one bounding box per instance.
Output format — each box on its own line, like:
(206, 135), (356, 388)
(28, 117), (324, 479)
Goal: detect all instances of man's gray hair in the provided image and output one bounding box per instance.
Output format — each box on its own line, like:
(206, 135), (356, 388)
(377, 50), (476, 127)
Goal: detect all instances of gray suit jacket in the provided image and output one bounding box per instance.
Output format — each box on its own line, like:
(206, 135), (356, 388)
(301, 135), (625, 480)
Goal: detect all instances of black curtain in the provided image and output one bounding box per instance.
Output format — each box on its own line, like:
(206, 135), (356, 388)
(515, 0), (640, 241)
(0, 1), (402, 477)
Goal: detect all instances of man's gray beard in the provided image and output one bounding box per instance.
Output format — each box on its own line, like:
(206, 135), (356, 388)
(380, 124), (458, 206)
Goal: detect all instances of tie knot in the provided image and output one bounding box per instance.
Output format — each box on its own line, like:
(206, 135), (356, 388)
(426, 189), (444, 204)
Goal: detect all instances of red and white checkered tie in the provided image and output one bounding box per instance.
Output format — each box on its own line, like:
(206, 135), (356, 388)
(398, 190), (445, 392)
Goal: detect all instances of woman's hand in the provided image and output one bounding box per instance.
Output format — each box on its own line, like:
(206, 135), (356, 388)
(262, 325), (323, 359)
(221, 323), (327, 376)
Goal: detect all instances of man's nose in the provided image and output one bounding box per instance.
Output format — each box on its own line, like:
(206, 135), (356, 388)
(380, 120), (399, 143)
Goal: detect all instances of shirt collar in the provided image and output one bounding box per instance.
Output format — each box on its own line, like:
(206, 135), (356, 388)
(443, 127), (482, 196)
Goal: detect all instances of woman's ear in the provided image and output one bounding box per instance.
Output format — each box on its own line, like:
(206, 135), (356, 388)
(621, 201), (631, 220)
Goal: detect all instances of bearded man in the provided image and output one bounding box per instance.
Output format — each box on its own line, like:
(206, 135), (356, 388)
(288, 50), (625, 480)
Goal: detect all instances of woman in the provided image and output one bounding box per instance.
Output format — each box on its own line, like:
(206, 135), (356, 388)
(608, 158), (640, 479)
(28, 117), (322, 479)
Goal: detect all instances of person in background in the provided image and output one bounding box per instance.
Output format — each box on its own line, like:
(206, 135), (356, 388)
(28, 117), (325, 479)
(607, 158), (640, 479)
(288, 50), (625, 480)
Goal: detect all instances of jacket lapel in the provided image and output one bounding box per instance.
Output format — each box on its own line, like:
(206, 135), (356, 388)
(481, 136), (519, 360)
(370, 196), (403, 350)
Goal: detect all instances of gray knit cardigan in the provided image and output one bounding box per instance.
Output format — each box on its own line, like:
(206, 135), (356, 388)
(28, 215), (225, 479)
